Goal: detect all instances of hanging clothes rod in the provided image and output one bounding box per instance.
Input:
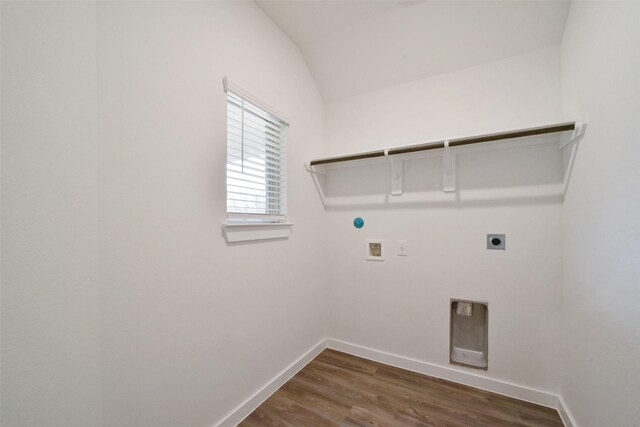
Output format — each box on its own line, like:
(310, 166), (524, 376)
(309, 122), (576, 166)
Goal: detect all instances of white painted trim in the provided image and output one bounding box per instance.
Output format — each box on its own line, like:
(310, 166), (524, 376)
(325, 338), (560, 409)
(223, 76), (291, 125)
(214, 339), (327, 427)
(557, 395), (577, 427)
(222, 222), (294, 243)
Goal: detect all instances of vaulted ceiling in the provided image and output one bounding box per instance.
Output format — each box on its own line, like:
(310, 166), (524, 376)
(255, 0), (571, 103)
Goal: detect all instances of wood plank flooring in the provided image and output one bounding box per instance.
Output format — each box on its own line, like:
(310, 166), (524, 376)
(240, 349), (563, 426)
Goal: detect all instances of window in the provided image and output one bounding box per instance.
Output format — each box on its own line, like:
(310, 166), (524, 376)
(226, 90), (288, 222)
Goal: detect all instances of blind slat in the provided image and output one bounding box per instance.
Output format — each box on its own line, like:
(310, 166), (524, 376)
(227, 143), (285, 165)
(228, 111), (283, 136)
(227, 175), (283, 187)
(227, 166), (284, 181)
(227, 155), (285, 174)
(228, 198), (285, 204)
(227, 126), (283, 153)
(227, 198), (280, 205)
(228, 184), (284, 193)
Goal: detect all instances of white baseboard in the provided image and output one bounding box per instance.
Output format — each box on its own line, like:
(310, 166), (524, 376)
(326, 338), (560, 410)
(557, 395), (577, 427)
(215, 339), (327, 426)
(215, 337), (576, 427)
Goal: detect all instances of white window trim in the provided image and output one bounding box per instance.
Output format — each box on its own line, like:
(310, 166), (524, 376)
(222, 76), (293, 242)
(222, 222), (294, 243)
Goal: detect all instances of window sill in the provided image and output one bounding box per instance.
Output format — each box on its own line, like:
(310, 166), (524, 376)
(222, 222), (294, 243)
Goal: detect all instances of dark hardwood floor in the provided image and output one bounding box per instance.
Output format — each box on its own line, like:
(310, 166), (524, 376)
(240, 349), (563, 426)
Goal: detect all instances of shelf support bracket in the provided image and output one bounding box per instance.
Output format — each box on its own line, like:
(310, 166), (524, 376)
(388, 151), (403, 196)
(442, 140), (456, 192)
(559, 121), (587, 150)
(304, 162), (326, 175)
(560, 121), (587, 197)
(304, 163), (328, 206)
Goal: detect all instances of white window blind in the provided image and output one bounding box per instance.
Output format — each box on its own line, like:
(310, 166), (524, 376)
(226, 91), (288, 221)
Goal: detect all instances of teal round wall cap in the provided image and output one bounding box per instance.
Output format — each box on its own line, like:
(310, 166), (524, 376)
(353, 217), (364, 229)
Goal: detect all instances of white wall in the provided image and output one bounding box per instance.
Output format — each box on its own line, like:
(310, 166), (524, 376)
(560, 2), (640, 426)
(326, 47), (564, 155)
(323, 47), (567, 393)
(1, 2), (102, 426)
(2, 1), (327, 426)
(97, 2), (327, 426)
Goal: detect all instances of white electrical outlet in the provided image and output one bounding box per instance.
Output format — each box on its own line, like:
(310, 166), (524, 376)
(397, 240), (408, 256)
